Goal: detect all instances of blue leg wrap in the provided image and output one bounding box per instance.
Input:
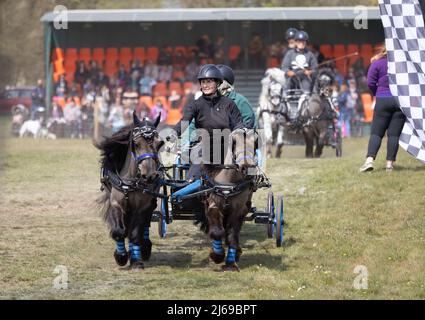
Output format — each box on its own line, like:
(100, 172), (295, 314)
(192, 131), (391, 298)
(128, 241), (133, 254)
(171, 179), (203, 201)
(212, 239), (224, 255)
(226, 247), (237, 264)
(143, 226), (150, 240)
(115, 240), (126, 254)
(130, 244), (141, 261)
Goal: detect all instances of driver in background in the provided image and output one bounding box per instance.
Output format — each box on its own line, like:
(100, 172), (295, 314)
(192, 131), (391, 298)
(281, 30), (318, 94)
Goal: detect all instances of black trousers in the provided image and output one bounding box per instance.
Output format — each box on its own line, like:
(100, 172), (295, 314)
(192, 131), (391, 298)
(367, 96), (406, 161)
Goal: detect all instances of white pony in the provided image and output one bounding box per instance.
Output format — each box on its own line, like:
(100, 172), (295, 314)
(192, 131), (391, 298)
(257, 68), (287, 158)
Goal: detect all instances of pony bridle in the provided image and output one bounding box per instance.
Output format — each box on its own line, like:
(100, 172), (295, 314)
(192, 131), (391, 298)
(318, 75), (332, 97)
(131, 125), (160, 175)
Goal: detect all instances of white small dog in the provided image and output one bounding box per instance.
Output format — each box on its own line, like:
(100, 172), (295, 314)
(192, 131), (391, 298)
(19, 118), (42, 138)
(19, 118), (56, 139)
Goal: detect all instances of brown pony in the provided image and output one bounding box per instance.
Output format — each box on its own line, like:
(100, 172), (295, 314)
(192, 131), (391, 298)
(198, 129), (258, 272)
(300, 69), (336, 158)
(96, 112), (164, 269)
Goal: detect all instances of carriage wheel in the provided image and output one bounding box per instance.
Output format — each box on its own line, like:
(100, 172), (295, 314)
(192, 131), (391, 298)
(335, 127), (342, 157)
(266, 192), (275, 238)
(276, 195), (284, 247)
(158, 195), (168, 238)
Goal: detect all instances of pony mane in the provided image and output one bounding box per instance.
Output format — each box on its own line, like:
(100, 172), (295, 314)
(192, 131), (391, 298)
(94, 125), (133, 172)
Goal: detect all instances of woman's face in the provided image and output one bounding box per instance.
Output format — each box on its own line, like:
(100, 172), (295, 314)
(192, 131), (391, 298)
(200, 79), (218, 95)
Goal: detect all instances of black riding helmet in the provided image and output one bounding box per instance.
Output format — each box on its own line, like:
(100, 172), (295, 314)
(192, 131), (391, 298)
(285, 27), (298, 41)
(216, 64), (235, 85)
(197, 64), (223, 83)
(295, 30), (309, 42)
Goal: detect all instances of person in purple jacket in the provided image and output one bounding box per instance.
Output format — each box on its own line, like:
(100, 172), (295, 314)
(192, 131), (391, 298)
(359, 45), (406, 172)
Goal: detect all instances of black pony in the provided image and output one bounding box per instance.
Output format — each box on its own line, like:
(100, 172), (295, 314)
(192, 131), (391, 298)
(300, 68), (338, 158)
(96, 112), (164, 269)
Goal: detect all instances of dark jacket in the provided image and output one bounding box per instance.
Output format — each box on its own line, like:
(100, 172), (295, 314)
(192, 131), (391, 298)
(174, 93), (244, 137)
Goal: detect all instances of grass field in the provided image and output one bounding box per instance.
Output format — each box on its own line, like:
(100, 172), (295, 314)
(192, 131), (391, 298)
(0, 117), (424, 300)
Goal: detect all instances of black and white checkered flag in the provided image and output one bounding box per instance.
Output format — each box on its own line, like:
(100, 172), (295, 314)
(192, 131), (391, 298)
(379, 0), (425, 164)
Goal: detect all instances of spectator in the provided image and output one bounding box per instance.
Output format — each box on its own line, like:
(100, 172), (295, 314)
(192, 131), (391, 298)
(144, 59), (159, 79)
(116, 64), (129, 88)
(83, 78), (94, 95)
(196, 34), (214, 60)
(150, 99), (168, 123)
(129, 70), (141, 93)
(213, 36), (226, 64)
(30, 79), (45, 120)
(359, 45), (406, 172)
(248, 33), (264, 68)
(311, 44), (325, 64)
(74, 61), (89, 89)
(51, 98), (64, 120)
(139, 74), (157, 97)
(89, 60), (100, 82)
(158, 65), (173, 84)
(108, 96), (125, 134)
(168, 90), (182, 110)
(338, 81), (357, 138)
(55, 74), (67, 97)
(95, 70), (110, 89)
(136, 102), (151, 121)
(63, 97), (81, 138)
(157, 45), (173, 66)
(185, 53), (199, 83)
(173, 51), (186, 68)
(130, 59), (143, 75)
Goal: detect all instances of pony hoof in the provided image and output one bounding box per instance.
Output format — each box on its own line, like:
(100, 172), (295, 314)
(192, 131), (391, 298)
(209, 248), (225, 264)
(141, 239), (152, 261)
(114, 250), (129, 266)
(221, 263), (240, 272)
(130, 259), (145, 269)
(236, 247), (243, 262)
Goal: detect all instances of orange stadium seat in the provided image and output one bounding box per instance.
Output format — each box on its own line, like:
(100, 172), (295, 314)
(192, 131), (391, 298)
(92, 48), (105, 65)
(78, 48), (91, 65)
(133, 47), (146, 63)
(267, 57), (280, 68)
(106, 48), (118, 61)
(174, 46), (187, 57)
(360, 44), (374, 65)
(333, 44), (347, 76)
(147, 47), (159, 62)
(346, 44), (359, 65)
(169, 81), (183, 95)
(319, 44), (333, 59)
(119, 47), (133, 63)
(183, 81), (194, 92)
(65, 48), (78, 60)
(229, 45), (241, 61)
(153, 82), (168, 97)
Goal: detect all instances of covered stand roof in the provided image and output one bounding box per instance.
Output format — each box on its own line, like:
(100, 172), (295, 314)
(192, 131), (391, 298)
(41, 6), (380, 22)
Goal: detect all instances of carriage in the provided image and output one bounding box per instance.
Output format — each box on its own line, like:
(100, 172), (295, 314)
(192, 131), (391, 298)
(151, 143), (286, 248)
(258, 68), (342, 157)
(281, 88), (343, 157)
